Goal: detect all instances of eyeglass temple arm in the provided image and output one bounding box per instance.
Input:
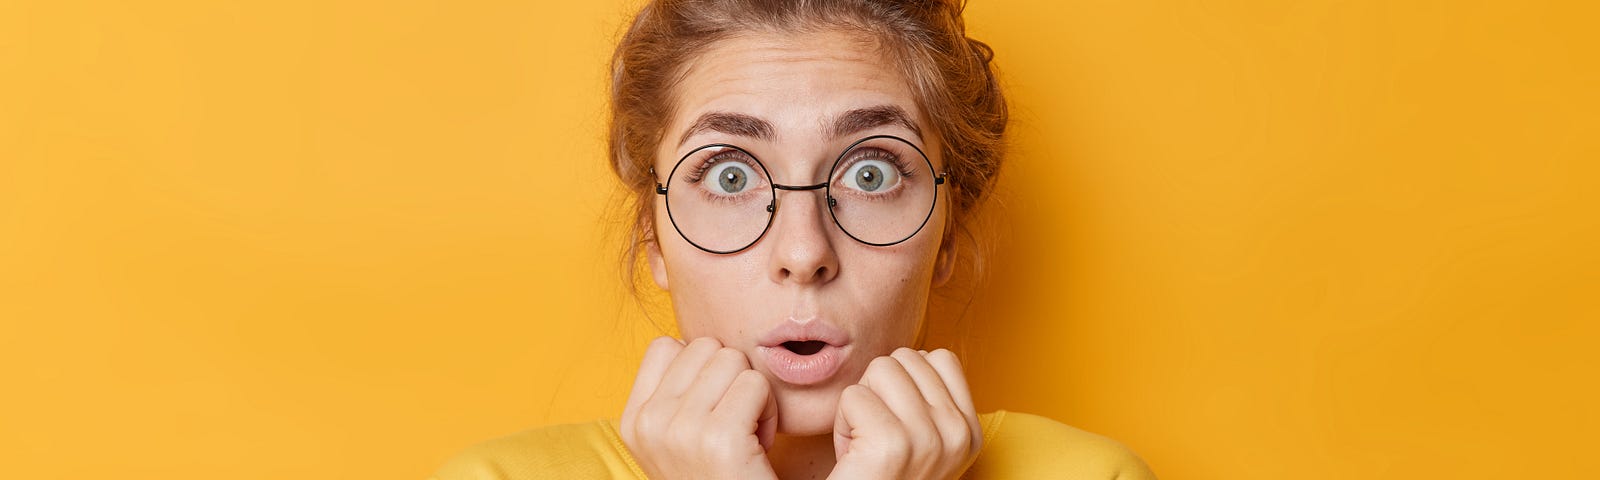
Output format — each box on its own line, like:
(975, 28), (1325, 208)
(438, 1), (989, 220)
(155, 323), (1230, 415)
(652, 167), (667, 195)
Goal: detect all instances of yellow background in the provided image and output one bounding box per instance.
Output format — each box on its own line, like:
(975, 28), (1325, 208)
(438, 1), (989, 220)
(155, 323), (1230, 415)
(2, 0), (1596, 478)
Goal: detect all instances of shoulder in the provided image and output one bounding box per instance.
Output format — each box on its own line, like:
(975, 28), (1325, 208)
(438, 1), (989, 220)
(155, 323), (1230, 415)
(429, 420), (646, 480)
(969, 410), (1157, 479)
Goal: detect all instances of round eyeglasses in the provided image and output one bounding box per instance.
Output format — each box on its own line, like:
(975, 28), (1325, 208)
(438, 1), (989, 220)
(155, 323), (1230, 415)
(653, 134), (948, 254)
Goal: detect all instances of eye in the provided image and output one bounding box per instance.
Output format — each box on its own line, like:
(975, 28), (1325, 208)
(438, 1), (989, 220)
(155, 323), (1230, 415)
(702, 161), (757, 194)
(841, 159), (902, 193)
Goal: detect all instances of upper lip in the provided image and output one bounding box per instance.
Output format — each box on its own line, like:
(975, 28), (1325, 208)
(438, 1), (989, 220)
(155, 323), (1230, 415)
(757, 319), (851, 348)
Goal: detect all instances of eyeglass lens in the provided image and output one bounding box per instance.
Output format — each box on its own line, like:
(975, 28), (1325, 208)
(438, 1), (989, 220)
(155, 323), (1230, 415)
(661, 135), (939, 254)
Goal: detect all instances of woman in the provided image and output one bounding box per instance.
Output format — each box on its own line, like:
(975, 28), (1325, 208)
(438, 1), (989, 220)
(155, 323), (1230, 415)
(435, 0), (1155, 478)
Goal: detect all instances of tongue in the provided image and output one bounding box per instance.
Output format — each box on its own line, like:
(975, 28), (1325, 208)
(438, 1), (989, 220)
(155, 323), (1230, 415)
(782, 340), (827, 355)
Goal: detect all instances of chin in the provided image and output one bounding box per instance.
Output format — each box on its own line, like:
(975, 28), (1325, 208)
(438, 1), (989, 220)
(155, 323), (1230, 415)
(773, 382), (845, 436)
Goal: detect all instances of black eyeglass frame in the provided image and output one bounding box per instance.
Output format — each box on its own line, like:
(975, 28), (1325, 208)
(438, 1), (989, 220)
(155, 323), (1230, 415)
(652, 134), (949, 255)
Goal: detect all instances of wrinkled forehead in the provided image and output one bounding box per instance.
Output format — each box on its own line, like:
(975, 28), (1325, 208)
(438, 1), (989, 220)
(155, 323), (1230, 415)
(662, 30), (932, 157)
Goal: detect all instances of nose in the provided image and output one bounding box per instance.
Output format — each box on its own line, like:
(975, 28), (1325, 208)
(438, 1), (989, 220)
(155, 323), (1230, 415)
(766, 187), (841, 285)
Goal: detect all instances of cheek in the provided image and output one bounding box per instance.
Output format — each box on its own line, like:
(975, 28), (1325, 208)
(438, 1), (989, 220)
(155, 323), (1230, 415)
(840, 243), (943, 335)
(658, 241), (767, 339)
(858, 216), (945, 284)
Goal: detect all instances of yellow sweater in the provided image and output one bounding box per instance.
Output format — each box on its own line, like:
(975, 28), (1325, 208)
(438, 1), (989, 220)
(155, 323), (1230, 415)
(431, 410), (1157, 479)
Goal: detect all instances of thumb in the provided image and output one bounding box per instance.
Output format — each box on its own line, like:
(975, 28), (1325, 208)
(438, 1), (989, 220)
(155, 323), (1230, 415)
(832, 384), (883, 459)
(833, 394), (851, 459)
(828, 384), (899, 479)
(757, 379), (778, 451)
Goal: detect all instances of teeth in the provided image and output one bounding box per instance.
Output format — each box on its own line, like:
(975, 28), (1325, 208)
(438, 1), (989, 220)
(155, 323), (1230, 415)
(782, 340), (826, 356)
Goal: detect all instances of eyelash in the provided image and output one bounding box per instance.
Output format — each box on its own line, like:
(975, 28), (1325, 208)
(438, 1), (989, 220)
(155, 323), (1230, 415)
(683, 150), (759, 184)
(836, 148), (916, 181)
(680, 146), (918, 186)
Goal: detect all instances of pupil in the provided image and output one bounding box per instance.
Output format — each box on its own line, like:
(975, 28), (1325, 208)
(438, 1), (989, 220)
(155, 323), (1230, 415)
(857, 165), (883, 192)
(719, 166), (746, 193)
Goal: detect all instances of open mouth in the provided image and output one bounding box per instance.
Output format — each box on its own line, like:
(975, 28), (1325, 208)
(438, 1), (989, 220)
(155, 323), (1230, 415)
(781, 340), (828, 356)
(757, 320), (852, 386)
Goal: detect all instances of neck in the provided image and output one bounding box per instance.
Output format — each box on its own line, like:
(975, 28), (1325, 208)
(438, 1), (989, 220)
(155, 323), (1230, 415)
(767, 432), (836, 480)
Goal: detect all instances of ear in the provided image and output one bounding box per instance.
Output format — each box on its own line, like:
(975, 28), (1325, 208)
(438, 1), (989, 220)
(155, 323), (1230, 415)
(932, 230), (958, 287)
(647, 240), (670, 291)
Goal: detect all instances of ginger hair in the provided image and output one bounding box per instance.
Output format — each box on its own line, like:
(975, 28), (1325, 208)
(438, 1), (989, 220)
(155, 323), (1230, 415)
(607, 0), (1008, 290)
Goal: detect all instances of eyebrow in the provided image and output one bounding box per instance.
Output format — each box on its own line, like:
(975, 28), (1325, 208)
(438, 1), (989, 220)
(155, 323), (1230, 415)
(675, 104), (923, 148)
(828, 105), (923, 142)
(677, 112), (774, 148)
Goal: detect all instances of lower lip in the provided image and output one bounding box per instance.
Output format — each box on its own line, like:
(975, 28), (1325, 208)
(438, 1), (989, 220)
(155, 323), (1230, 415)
(758, 344), (849, 386)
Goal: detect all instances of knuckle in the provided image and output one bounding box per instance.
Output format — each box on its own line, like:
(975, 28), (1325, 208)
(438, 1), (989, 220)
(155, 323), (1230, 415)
(942, 425), (971, 453)
(927, 348), (960, 365)
(735, 369), (768, 391)
(712, 347), (746, 366)
(946, 439), (970, 458)
(634, 409), (668, 436)
(839, 384), (877, 409)
(643, 337), (682, 360)
(867, 355), (899, 373)
(949, 412), (978, 437)
(688, 336), (722, 349)
(648, 336), (680, 350)
(841, 383), (872, 400)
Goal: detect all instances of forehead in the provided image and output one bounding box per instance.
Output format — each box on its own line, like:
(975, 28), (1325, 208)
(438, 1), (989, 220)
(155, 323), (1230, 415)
(667, 30), (924, 143)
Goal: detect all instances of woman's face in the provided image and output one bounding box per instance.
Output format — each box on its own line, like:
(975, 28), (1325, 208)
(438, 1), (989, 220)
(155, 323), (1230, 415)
(648, 30), (957, 436)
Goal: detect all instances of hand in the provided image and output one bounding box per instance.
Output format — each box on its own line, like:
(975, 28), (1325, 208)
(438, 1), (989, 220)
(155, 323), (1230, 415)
(828, 348), (982, 480)
(620, 336), (780, 480)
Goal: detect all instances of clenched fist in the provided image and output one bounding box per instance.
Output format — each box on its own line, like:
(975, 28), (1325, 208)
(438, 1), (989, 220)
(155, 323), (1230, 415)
(620, 337), (780, 480)
(828, 348), (982, 480)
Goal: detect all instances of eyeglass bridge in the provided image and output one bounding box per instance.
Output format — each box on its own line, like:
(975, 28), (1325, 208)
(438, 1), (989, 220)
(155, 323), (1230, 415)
(767, 182), (834, 212)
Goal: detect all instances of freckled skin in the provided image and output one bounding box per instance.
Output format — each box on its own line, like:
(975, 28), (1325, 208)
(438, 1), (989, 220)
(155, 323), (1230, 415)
(647, 30), (957, 436)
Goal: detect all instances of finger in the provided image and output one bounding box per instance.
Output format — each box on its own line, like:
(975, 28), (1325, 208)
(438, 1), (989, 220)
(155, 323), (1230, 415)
(924, 349), (982, 450)
(861, 355), (932, 421)
(653, 336), (723, 400)
(757, 384), (777, 452)
(891, 348), (957, 410)
(860, 355), (940, 458)
(923, 349), (976, 418)
(622, 336), (684, 428)
(712, 369), (778, 451)
(831, 384), (907, 477)
(893, 348), (971, 453)
(678, 347), (751, 414)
